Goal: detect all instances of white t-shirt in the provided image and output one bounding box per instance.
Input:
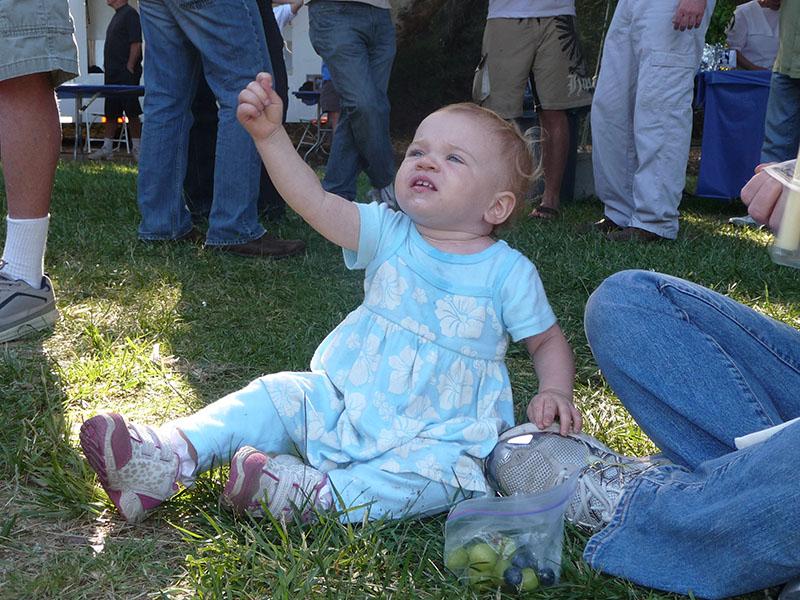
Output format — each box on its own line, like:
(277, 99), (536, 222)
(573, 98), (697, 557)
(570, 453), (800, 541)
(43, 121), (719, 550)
(487, 0), (575, 19)
(273, 4), (296, 36)
(726, 0), (780, 69)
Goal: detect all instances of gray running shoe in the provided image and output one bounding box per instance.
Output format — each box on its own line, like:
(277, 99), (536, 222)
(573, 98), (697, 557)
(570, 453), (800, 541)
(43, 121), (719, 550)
(88, 146), (114, 161)
(0, 270), (59, 343)
(485, 423), (664, 533)
(366, 182), (397, 210)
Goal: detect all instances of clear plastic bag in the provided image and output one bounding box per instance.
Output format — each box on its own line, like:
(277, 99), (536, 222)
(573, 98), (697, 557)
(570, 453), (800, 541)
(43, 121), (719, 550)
(443, 473), (578, 593)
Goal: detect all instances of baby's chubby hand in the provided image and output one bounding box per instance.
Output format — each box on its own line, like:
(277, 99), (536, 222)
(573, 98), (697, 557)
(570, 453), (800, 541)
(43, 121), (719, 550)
(526, 389), (582, 436)
(236, 72), (284, 141)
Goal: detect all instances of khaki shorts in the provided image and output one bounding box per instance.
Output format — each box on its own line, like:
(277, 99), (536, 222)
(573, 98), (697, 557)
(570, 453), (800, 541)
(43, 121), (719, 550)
(474, 16), (593, 117)
(0, 0), (79, 86)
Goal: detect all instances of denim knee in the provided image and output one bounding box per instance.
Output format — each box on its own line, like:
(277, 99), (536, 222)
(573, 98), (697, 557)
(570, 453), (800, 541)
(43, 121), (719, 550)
(585, 270), (657, 330)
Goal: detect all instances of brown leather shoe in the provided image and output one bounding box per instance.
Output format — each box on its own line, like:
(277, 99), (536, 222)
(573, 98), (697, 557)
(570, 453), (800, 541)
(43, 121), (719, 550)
(210, 233), (306, 258)
(578, 217), (621, 234)
(605, 227), (666, 242)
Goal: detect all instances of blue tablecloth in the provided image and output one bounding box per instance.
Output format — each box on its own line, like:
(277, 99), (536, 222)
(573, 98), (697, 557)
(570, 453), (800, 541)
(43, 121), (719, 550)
(56, 83), (145, 99)
(694, 70), (772, 200)
(56, 84), (145, 158)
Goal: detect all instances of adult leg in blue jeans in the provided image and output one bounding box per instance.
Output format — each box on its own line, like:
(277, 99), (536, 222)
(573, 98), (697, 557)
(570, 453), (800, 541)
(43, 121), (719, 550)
(583, 269), (800, 598)
(761, 72), (800, 164)
(309, 1), (396, 201)
(138, 0), (277, 248)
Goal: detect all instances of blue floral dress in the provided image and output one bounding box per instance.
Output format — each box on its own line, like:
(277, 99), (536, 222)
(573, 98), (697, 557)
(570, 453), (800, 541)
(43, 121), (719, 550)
(269, 202), (557, 493)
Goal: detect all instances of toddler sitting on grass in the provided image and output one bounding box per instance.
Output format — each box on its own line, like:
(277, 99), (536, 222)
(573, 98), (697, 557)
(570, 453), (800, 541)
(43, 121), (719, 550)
(80, 73), (581, 524)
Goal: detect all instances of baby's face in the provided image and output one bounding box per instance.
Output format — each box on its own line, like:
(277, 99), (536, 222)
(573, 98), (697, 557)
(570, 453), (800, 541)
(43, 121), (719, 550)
(394, 111), (509, 234)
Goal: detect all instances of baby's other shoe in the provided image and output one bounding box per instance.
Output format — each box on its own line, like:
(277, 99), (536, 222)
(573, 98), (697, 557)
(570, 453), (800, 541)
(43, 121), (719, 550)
(222, 447), (328, 523)
(80, 412), (179, 523)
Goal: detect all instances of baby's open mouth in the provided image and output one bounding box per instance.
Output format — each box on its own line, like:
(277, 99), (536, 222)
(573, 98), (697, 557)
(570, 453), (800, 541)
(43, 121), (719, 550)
(411, 177), (437, 191)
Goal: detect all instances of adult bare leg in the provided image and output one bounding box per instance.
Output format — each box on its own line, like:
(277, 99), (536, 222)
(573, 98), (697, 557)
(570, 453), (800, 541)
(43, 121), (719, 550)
(532, 108), (568, 217)
(0, 73), (61, 220)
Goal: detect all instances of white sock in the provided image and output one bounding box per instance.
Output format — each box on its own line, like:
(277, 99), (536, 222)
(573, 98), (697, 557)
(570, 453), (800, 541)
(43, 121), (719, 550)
(131, 137), (141, 150)
(1, 215), (49, 287)
(102, 138), (113, 151)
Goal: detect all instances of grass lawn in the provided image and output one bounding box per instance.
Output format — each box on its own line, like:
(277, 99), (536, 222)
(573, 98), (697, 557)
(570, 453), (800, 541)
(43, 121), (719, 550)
(1, 160), (798, 599)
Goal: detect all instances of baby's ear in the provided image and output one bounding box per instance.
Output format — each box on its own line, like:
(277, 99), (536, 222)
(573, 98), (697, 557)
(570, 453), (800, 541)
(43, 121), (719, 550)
(484, 190), (516, 226)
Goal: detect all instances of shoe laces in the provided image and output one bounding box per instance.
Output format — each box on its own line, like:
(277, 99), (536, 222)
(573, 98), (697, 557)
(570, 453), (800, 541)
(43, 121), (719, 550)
(570, 459), (651, 532)
(263, 459), (326, 521)
(127, 422), (175, 464)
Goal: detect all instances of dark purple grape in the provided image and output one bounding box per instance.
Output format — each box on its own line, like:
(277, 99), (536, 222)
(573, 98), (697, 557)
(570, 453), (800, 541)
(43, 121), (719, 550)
(537, 567), (556, 587)
(503, 566), (523, 588)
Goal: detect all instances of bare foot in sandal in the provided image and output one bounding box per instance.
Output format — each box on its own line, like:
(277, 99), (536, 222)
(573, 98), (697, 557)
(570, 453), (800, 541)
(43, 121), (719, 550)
(530, 204), (560, 220)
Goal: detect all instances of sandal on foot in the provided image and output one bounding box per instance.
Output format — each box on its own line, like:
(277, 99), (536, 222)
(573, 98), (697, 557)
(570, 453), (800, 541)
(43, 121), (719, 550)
(530, 205), (560, 220)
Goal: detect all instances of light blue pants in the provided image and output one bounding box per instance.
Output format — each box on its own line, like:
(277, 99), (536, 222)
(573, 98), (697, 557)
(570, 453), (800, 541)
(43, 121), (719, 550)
(174, 373), (473, 522)
(136, 0), (268, 244)
(584, 270), (800, 599)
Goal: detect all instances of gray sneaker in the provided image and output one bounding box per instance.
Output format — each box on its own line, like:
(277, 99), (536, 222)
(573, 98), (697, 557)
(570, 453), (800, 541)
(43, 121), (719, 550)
(0, 269), (59, 343)
(485, 423), (664, 533)
(366, 182), (397, 210)
(88, 146), (114, 160)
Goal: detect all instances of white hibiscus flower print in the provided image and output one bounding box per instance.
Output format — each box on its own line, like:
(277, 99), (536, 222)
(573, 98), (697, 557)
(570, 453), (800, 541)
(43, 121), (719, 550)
(345, 392), (367, 422)
(435, 295), (485, 338)
(339, 423), (359, 449)
(438, 361), (474, 410)
(400, 317), (436, 341)
(263, 378), (302, 418)
(415, 454), (444, 479)
(388, 346), (416, 393)
(461, 420), (495, 442)
(365, 263), (408, 310)
(346, 332), (362, 350)
(373, 391), (395, 421)
(392, 437), (427, 459)
(495, 336), (509, 358)
(486, 361), (504, 382)
(349, 333), (381, 386)
(459, 345), (479, 358)
(405, 394), (439, 420)
(453, 455), (482, 482)
(412, 287), (428, 304)
(304, 412), (327, 441)
(476, 388), (499, 416)
(377, 428), (400, 452)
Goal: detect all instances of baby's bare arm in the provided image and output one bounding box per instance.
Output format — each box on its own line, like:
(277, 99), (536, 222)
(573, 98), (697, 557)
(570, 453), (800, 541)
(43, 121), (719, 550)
(523, 324), (581, 434)
(238, 73), (360, 250)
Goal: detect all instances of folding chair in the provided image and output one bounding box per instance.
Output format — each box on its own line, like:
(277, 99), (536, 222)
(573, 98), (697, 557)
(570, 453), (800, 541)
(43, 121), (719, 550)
(85, 114), (130, 153)
(293, 87), (332, 162)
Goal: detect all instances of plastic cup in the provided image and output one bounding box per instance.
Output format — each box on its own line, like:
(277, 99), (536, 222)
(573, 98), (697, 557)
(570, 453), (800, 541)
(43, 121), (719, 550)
(769, 183), (800, 269)
(768, 159), (800, 269)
